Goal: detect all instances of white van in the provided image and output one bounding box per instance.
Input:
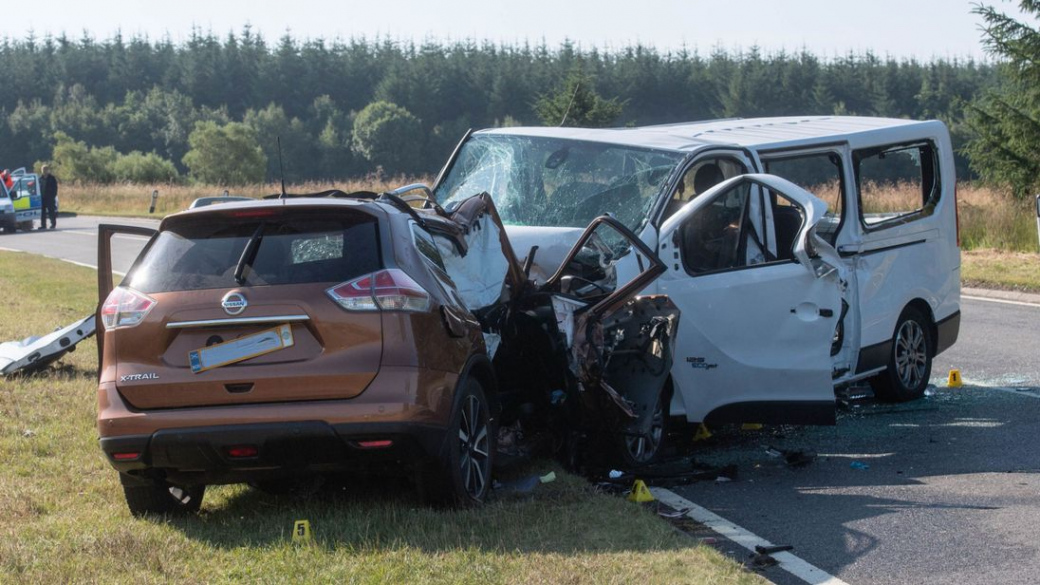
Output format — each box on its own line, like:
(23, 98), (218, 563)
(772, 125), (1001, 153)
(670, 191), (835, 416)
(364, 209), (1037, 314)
(434, 116), (960, 433)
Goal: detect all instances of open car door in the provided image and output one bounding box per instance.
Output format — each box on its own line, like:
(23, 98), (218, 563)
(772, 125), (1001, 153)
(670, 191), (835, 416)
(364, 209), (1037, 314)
(657, 174), (844, 426)
(96, 224), (157, 376)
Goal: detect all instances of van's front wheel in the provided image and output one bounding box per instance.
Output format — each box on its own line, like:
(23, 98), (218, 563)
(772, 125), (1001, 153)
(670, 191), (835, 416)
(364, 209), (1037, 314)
(871, 307), (932, 402)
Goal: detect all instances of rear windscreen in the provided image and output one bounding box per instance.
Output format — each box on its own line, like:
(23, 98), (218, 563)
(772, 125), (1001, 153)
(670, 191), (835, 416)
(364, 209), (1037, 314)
(128, 211), (380, 293)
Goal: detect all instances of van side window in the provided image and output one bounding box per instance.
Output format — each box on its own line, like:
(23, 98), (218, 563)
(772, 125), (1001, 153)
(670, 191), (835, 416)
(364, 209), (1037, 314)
(661, 157), (746, 221)
(764, 152), (843, 245)
(854, 141), (939, 228)
(680, 180), (795, 274)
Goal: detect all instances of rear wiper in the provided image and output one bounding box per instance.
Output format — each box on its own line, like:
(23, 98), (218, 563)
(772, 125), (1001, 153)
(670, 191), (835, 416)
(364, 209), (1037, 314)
(233, 222), (266, 285)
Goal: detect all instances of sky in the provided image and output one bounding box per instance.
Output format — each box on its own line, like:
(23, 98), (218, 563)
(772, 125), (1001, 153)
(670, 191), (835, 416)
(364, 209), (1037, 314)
(12, 0), (1033, 60)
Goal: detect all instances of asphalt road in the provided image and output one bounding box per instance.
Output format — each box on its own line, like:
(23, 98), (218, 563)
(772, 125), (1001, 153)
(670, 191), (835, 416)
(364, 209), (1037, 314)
(3, 214), (1039, 584)
(673, 299), (1040, 584)
(0, 214), (156, 276)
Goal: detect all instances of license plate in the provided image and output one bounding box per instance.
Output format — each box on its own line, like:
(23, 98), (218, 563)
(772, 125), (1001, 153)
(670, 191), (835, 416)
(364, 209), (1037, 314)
(189, 324), (294, 374)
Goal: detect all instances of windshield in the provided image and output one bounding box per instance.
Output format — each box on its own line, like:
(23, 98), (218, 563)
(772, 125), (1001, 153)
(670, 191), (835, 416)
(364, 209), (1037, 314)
(435, 134), (684, 233)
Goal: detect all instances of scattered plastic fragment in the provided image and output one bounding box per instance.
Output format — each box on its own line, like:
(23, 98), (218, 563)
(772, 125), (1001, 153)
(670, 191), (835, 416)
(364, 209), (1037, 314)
(21, 429), (35, 438)
(657, 508), (687, 519)
(539, 471), (556, 484)
(924, 385), (936, 397)
(700, 537), (718, 544)
(608, 469), (624, 479)
(850, 461), (870, 470)
(715, 476), (732, 483)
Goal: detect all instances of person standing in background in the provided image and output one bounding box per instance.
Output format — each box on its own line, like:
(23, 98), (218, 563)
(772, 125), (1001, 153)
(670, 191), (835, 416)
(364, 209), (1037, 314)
(39, 164), (58, 230)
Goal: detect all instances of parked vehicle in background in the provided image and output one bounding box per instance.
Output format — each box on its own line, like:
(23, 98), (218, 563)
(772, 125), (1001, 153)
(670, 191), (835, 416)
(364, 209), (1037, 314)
(0, 182), (16, 232)
(434, 116), (961, 434)
(7, 168), (41, 231)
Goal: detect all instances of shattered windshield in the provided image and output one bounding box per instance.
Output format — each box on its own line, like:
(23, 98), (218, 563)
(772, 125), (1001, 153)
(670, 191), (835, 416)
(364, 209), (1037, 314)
(435, 134), (684, 233)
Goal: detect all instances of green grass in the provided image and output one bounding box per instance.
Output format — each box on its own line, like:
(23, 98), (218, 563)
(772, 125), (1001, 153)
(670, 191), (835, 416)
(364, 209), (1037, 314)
(0, 251), (759, 584)
(962, 249), (1040, 293)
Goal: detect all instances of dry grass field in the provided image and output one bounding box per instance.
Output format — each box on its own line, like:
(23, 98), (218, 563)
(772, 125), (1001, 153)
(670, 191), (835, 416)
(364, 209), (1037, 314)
(57, 177), (1040, 291)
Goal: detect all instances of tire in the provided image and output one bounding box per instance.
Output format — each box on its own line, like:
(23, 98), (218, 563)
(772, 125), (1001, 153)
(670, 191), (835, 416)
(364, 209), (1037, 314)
(616, 384), (670, 467)
(422, 378), (494, 507)
(121, 475), (205, 517)
(870, 306), (933, 402)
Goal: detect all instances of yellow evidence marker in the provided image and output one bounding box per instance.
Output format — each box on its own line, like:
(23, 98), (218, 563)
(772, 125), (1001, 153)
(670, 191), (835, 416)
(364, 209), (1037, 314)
(292, 520), (311, 543)
(693, 424), (713, 442)
(948, 369), (962, 388)
(628, 479), (655, 503)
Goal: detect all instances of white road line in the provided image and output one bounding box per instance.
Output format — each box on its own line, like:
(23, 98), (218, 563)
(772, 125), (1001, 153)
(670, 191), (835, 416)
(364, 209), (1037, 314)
(963, 295), (1040, 309)
(0, 247), (125, 276)
(651, 487), (850, 585)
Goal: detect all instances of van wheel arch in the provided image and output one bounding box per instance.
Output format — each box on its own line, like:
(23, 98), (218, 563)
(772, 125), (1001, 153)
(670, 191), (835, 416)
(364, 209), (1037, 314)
(904, 298), (937, 357)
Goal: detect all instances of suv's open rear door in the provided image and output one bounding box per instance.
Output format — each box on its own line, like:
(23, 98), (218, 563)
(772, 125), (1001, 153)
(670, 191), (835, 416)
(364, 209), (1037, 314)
(96, 224), (157, 374)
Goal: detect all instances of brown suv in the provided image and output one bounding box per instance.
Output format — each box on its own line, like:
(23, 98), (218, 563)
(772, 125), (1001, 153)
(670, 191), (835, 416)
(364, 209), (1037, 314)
(97, 189), (678, 515)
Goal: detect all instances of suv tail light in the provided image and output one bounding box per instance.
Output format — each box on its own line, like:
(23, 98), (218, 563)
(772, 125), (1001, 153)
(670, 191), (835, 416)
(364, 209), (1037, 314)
(326, 269), (431, 312)
(101, 286), (156, 329)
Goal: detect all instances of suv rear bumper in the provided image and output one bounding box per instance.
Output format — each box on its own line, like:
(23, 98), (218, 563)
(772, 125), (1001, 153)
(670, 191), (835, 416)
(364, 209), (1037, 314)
(97, 365), (457, 485)
(103, 420), (447, 485)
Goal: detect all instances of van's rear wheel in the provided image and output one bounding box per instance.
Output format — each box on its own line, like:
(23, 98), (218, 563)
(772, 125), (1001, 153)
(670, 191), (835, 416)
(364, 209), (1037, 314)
(871, 306), (932, 402)
(422, 378), (494, 507)
(121, 475), (205, 516)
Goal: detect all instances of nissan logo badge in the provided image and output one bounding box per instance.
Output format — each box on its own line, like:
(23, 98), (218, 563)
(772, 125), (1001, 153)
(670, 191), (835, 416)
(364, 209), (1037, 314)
(221, 292), (248, 316)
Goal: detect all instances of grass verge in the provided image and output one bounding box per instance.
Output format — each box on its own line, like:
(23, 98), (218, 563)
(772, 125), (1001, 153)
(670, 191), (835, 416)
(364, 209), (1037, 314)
(0, 251), (758, 584)
(962, 248), (1040, 293)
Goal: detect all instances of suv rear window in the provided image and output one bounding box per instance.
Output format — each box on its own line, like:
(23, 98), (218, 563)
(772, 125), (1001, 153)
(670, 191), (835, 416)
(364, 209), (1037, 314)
(128, 211), (380, 293)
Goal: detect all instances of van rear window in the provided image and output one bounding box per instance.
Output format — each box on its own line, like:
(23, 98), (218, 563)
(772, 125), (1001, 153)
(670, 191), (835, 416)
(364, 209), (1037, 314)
(128, 211), (380, 293)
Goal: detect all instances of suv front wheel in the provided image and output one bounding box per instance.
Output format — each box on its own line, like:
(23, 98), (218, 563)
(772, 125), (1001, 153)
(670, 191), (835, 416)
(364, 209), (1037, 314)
(422, 378), (494, 506)
(121, 474), (205, 516)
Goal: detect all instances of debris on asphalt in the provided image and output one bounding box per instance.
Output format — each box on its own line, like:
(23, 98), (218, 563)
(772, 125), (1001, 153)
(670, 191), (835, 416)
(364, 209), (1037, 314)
(755, 544), (794, 554)
(764, 445), (817, 468)
(715, 476), (732, 483)
(850, 461), (870, 470)
(750, 553), (779, 569)
(924, 384), (937, 397)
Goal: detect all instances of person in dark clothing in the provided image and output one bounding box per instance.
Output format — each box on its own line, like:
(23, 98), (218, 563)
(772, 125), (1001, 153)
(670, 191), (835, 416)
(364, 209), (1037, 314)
(39, 164), (58, 230)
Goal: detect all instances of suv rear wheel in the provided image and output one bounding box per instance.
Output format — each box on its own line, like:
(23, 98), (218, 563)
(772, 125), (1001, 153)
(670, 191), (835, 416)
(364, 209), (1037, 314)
(121, 475), (205, 516)
(870, 306), (932, 402)
(422, 378), (494, 506)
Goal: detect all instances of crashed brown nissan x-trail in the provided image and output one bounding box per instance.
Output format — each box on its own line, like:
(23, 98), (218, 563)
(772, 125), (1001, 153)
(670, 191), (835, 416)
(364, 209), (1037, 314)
(96, 187), (678, 515)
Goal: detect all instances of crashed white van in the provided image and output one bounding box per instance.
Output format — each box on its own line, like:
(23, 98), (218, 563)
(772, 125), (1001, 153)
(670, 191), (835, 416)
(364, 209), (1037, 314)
(434, 116), (960, 434)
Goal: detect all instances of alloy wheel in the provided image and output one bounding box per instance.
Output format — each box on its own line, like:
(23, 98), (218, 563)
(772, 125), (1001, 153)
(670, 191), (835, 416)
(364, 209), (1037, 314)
(457, 394), (490, 498)
(895, 319), (928, 389)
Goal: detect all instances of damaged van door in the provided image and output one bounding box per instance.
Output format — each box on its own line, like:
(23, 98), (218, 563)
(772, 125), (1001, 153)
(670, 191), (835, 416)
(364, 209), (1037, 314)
(657, 174), (844, 426)
(423, 192), (680, 465)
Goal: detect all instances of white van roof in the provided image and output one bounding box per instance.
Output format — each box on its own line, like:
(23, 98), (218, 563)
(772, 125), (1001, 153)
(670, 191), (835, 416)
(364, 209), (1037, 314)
(477, 116), (941, 153)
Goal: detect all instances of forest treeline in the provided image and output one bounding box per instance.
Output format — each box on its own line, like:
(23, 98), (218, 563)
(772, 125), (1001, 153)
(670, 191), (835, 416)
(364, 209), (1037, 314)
(0, 29), (998, 183)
